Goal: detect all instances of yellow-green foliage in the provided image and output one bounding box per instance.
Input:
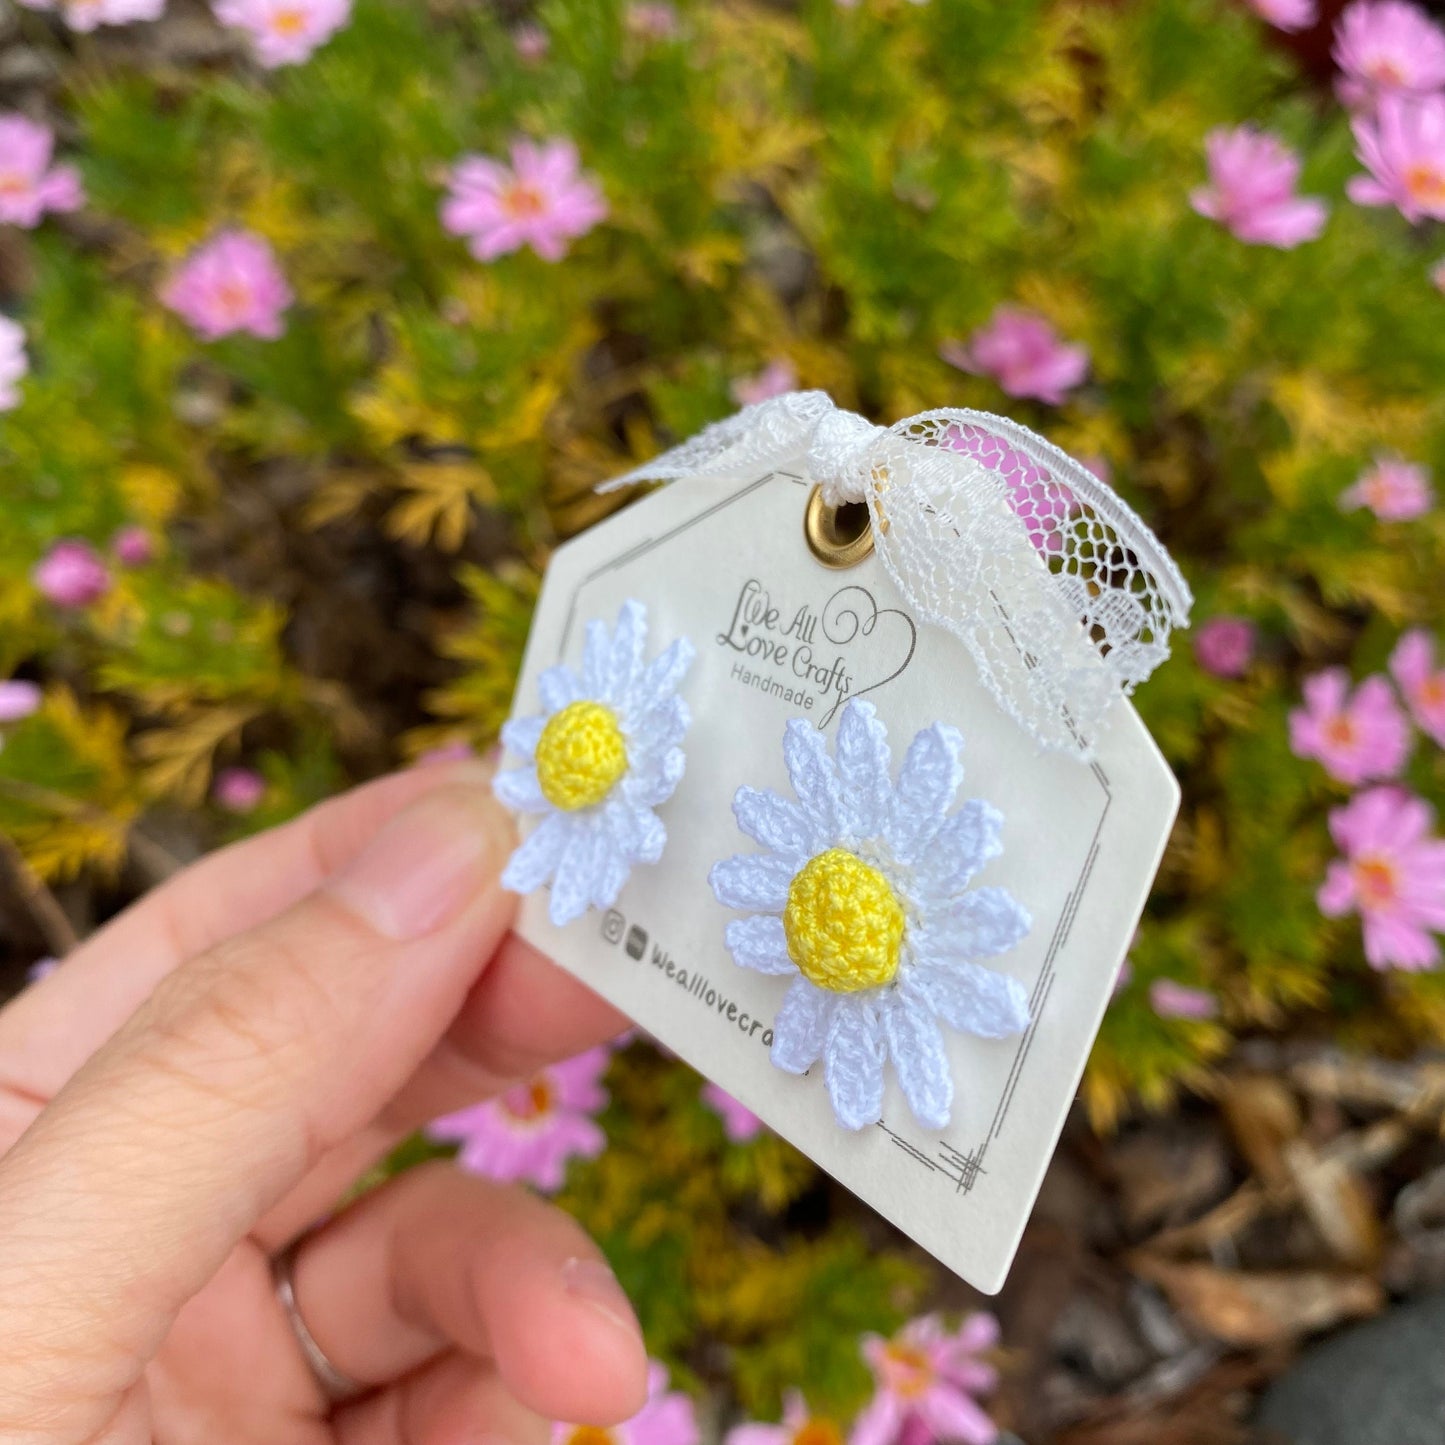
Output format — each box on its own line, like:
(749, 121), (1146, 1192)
(4, 0), (1445, 1406)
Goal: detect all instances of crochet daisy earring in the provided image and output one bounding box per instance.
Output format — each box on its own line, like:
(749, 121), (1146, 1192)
(494, 599), (694, 927)
(709, 698), (1032, 1132)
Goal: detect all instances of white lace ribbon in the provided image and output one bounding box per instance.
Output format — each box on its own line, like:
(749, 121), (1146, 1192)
(600, 391), (1192, 760)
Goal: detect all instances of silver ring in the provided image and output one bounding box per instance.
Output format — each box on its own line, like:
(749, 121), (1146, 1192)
(272, 1239), (369, 1404)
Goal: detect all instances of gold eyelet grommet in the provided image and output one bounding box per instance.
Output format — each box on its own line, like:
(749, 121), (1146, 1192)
(803, 485), (874, 570)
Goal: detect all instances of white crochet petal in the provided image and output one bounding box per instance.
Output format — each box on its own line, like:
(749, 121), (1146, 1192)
(537, 664), (581, 714)
(883, 990), (953, 1130)
(724, 914), (796, 974)
(605, 598), (647, 701)
(634, 636), (695, 713)
(904, 962), (1030, 1039)
(605, 794), (666, 864)
(589, 829), (632, 911)
(824, 997), (888, 1130)
(771, 976), (837, 1073)
(625, 694), (690, 760)
(833, 699), (892, 838)
(501, 714), (546, 760)
(621, 745), (685, 808)
(732, 786), (819, 864)
(501, 812), (570, 895)
(915, 798), (1004, 897)
(492, 766), (548, 813)
(549, 815), (609, 927)
(783, 717), (842, 837)
(884, 722), (964, 864)
(709, 852), (798, 912)
(920, 886), (1032, 960)
(580, 617), (612, 697)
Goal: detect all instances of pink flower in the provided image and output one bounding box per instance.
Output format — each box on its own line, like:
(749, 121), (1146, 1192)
(1339, 454), (1433, 520)
(0, 115), (83, 229)
(1194, 616), (1257, 678)
(512, 22), (549, 61)
(729, 1393), (844, 1445)
(33, 539), (110, 609)
(853, 1314), (1001, 1445)
(944, 421), (1078, 555)
(1245, 0), (1318, 30)
(1432, 257), (1445, 291)
(161, 230), (293, 341)
(731, 358), (798, 407)
(1190, 126), (1329, 248)
(1319, 787), (1445, 970)
(1348, 93), (1445, 223)
(1391, 630), (1445, 746)
(554, 1362), (699, 1445)
(626, 2), (680, 38)
(212, 0), (352, 67)
(213, 766), (266, 813)
(1148, 979), (1219, 1019)
(1333, 2), (1445, 111)
(428, 1047), (610, 1191)
(14, 0), (164, 31)
(940, 307), (1088, 405)
(1112, 957), (1134, 996)
(1289, 669), (1411, 785)
(0, 680), (41, 722)
(441, 139), (607, 263)
(111, 525), (153, 567)
(702, 1082), (765, 1142)
(0, 315), (27, 411)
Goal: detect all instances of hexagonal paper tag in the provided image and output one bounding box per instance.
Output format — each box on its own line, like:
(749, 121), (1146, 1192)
(504, 459), (1178, 1293)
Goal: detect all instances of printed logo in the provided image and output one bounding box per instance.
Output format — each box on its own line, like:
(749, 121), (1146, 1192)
(601, 909), (625, 945)
(716, 579), (916, 726)
(625, 924), (649, 960)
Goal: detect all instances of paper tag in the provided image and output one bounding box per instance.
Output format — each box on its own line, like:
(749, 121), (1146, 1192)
(506, 461), (1179, 1293)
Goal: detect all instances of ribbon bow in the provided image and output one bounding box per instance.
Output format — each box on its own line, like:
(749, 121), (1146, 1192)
(600, 391), (1192, 761)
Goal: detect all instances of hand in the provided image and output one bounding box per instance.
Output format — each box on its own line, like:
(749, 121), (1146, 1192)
(0, 760), (648, 1444)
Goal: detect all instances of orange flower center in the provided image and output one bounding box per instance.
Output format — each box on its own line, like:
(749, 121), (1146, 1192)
(1405, 163), (1445, 208)
(503, 182), (547, 219)
(884, 1343), (934, 1399)
(1323, 715), (1356, 749)
(216, 279), (252, 317)
(793, 1420), (843, 1445)
(1366, 58), (1408, 87)
(1363, 472), (1396, 507)
(271, 6), (307, 34)
(501, 1076), (555, 1121)
(1420, 676), (1445, 708)
(565, 1429), (616, 1445)
(0, 173), (25, 198)
(1352, 855), (1399, 910)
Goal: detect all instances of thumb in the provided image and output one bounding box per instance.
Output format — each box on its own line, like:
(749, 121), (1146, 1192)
(0, 779), (516, 1411)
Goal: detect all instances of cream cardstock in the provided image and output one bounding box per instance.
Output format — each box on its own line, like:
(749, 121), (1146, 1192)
(507, 461), (1179, 1293)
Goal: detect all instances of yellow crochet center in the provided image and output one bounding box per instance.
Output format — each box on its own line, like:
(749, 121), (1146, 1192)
(535, 700), (628, 811)
(783, 848), (905, 993)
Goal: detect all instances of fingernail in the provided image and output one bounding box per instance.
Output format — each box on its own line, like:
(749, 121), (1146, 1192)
(562, 1256), (641, 1338)
(328, 787), (507, 941)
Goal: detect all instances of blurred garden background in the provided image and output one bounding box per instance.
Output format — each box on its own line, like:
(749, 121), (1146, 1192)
(2, 0), (1445, 1438)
